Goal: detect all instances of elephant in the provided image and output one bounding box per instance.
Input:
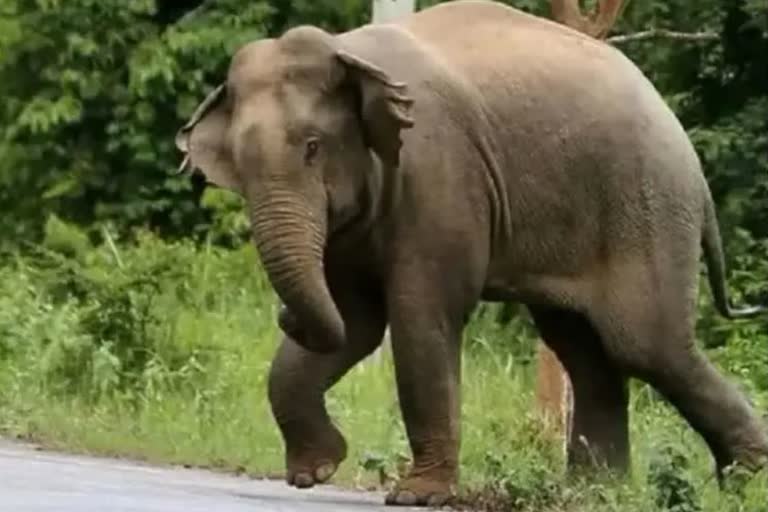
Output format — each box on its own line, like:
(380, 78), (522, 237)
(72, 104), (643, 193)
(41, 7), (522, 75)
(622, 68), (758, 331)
(174, 0), (768, 506)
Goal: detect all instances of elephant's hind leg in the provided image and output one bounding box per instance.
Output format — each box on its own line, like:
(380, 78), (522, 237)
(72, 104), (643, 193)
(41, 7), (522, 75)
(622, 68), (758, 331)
(590, 266), (768, 476)
(268, 286), (387, 489)
(530, 306), (631, 473)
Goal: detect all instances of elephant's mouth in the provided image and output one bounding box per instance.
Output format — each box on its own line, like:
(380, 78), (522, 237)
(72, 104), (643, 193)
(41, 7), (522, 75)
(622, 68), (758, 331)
(326, 201), (367, 246)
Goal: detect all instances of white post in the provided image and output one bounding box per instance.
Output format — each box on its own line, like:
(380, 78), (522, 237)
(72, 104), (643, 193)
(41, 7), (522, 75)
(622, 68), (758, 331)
(367, 0), (416, 366)
(372, 0), (416, 24)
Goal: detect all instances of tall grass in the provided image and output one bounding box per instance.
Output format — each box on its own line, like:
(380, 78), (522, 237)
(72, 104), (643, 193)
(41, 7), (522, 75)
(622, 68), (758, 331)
(0, 218), (766, 511)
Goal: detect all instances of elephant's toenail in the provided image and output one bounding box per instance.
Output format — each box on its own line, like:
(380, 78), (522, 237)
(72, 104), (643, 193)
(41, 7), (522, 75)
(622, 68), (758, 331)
(293, 472), (314, 489)
(427, 493), (452, 507)
(386, 490), (418, 506)
(314, 463), (336, 483)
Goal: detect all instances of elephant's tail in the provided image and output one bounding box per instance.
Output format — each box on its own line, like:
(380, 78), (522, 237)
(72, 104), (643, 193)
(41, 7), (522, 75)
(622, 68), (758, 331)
(701, 194), (766, 319)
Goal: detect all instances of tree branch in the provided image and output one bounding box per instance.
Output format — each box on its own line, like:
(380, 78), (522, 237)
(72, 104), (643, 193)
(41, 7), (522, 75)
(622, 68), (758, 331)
(607, 29), (719, 44)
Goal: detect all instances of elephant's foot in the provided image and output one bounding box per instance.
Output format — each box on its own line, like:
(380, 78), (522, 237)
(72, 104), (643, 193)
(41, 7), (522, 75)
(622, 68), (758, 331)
(385, 466), (457, 507)
(715, 430), (768, 479)
(284, 423), (347, 489)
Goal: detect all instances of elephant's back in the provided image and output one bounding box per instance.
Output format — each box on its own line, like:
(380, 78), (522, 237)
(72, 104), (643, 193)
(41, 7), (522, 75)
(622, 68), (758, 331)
(397, 0), (622, 71)
(380, 2), (708, 276)
(396, 1), (703, 190)
(398, 1), (649, 113)
(397, 0), (599, 49)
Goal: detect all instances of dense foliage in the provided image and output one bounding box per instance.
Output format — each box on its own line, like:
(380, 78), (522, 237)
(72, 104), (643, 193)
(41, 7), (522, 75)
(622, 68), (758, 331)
(2, 0), (766, 336)
(1, 0), (765, 247)
(1, 222), (765, 511)
(0, 1), (766, 510)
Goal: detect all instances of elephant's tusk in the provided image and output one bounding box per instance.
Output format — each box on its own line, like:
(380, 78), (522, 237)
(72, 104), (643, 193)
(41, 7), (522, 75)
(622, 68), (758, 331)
(174, 154), (191, 175)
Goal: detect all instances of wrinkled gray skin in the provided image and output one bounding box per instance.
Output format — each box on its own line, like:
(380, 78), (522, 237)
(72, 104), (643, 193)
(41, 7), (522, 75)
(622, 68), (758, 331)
(175, 1), (768, 506)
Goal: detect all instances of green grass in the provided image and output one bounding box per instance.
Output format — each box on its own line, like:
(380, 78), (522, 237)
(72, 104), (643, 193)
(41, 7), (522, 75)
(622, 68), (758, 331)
(1, 222), (766, 511)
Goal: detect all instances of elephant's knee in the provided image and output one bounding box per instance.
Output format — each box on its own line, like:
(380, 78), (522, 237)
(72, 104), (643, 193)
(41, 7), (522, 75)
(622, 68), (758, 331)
(267, 342), (301, 419)
(267, 351), (288, 419)
(267, 338), (326, 423)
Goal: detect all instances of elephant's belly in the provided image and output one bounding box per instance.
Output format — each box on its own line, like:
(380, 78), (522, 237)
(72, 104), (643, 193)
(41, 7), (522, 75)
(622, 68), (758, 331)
(481, 284), (526, 302)
(481, 273), (587, 311)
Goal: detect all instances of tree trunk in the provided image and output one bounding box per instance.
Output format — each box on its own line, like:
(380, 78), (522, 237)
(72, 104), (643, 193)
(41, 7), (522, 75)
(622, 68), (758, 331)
(535, 343), (573, 451)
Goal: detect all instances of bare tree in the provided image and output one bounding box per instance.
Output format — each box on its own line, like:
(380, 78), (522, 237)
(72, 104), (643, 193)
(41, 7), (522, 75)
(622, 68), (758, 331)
(552, 0), (718, 44)
(550, 0), (627, 39)
(609, 29), (718, 44)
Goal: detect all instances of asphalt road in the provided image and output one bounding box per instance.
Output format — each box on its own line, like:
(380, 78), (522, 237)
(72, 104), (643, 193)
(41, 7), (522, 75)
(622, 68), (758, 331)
(0, 440), (418, 512)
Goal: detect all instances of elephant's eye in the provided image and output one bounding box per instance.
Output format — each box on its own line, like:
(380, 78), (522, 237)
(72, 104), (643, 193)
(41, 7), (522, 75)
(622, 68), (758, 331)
(304, 138), (320, 166)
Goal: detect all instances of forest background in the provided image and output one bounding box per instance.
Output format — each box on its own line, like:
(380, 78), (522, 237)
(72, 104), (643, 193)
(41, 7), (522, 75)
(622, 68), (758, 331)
(0, 1), (766, 510)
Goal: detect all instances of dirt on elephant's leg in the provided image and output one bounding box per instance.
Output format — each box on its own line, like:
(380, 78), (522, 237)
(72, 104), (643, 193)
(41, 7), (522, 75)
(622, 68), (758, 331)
(530, 307), (631, 474)
(534, 342), (574, 452)
(268, 287), (387, 489)
(268, 337), (349, 489)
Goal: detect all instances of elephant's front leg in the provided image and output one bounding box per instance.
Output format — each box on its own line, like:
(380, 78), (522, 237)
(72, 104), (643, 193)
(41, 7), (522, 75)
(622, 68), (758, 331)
(385, 272), (472, 507)
(268, 286), (386, 489)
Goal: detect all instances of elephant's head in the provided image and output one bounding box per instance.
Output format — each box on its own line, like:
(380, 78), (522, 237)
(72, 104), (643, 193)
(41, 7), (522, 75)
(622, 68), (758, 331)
(175, 26), (414, 353)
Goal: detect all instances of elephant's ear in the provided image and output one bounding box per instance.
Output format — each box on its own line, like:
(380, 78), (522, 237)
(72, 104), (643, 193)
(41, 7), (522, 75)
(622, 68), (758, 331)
(175, 83), (240, 192)
(336, 50), (415, 167)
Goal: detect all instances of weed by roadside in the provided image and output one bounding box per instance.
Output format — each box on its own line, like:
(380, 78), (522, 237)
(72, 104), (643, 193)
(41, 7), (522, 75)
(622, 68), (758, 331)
(1, 218), (767, 511)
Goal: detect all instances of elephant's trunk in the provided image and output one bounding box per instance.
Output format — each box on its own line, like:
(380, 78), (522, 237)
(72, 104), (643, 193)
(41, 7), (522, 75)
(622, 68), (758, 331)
(249, 191), (345, 353)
